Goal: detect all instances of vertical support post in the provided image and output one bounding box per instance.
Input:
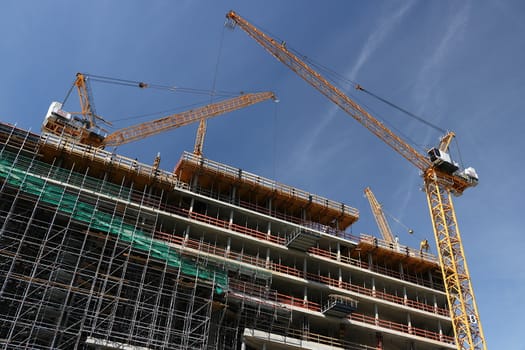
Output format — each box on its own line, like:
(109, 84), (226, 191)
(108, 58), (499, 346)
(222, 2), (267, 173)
(265, 248), (270, 269)
(225, 237), (231, 257)
(303, 257), (307, 279)
(375, 332), (383, 350)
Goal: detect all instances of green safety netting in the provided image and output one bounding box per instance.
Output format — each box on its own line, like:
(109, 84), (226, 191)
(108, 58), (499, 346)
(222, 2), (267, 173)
(0, 151), (228, 293)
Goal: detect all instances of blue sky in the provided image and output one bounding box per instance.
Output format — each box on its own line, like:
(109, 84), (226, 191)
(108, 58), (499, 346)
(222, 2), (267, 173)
(1, 1), (523, 348)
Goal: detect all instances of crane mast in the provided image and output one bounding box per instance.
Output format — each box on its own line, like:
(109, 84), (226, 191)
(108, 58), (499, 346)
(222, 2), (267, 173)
(226, 10), (486, 350)
(364, 187), (395, 244)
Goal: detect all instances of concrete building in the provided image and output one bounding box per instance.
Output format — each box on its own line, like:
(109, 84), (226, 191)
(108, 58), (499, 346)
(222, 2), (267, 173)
(0, 121), (455, 349)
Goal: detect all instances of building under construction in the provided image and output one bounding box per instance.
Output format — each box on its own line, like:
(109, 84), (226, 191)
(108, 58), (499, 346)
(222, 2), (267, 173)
(0, 121), (457, 349)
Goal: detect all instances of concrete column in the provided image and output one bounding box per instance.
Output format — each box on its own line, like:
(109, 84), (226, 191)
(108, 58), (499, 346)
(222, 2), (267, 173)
(407, 313), (412, 334)
(231, 185), (237, 204)
(374, 304), (379, 326)
(225, 237), (231, 257)
(190, 174), (199, 190)
(375, 332), (383, 349)
(338, 267), (342, 288)
(303, 257), (308, 279)
(368, 253), (373, 271)
(303, 285), (308, 306)
(438, 319), (444, 341)
(403, 286), (408, 306)
(371, 277), (376, 297)
(240, 339), (246, 350)
(428, 270), (434, 288)
(336, 242), (341, 262)
(189, 198), (195, 213)
(229, 209), (234, 228)
(433, 295), (438, 313)
(184, 225), (190, 243)
(265, 248), (270, 269)
(267, 198), (272, 238)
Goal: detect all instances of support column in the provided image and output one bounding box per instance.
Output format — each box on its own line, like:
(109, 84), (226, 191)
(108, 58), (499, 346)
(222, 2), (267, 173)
(267, 198), (272, 238)
(303, 285), (308, 307)
(336, 242), (341, 262)
(338, 267), (342, 288)
(403, 286), (408, 306)
(407, 313), (412, 334)
(231, 185), (237, 204)
(371, 277), (376, 297)
(368, 253), (373, 271)
(303, 257), (308, 279)
(190, 173), (199, 191)
(374, 304), (379, 326)
(375, 332), (383, 350)
(265, 248), (270, 269)
(184, 225), (190, 244)
(225, 237), (231, 257)
(228, 209), (234, 229)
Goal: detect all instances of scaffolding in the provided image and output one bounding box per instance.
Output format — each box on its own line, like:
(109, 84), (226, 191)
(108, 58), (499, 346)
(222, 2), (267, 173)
(0, 122), (455, 350)
(0, 125), (223, 349)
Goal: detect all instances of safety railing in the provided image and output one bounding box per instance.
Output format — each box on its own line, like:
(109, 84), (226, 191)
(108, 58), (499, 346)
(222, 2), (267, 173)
(187, 183), (357, 243)
(349, 313), (454, 344)
(153, 231), (447, 317)
(360, 234), (439, 264)
(178, 151), (359, 218)
(39, 132), (180, 185)
(308, 247), (444, 291)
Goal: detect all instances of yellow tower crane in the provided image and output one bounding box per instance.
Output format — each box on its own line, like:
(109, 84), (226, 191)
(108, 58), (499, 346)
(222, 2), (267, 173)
(42, 73), (276, 148)
(225, 10), (486, 350)
(364, 187), (395, 244)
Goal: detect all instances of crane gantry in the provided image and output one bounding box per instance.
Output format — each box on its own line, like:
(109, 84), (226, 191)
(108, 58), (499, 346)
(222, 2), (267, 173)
(42, 73), (276, 149)
(225, 10), (486, 350)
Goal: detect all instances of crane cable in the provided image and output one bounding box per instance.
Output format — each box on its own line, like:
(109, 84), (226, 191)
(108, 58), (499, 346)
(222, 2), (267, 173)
(85, 73), (240, 97)
(355, 85), (446, 134)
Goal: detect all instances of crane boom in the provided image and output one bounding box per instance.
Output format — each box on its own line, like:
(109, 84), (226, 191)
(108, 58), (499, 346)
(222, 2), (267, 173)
(226, 10), (486, 350)
(364, 187), (395, 243)
(43, 73), (275, 148)
(103, 91), (275, 147)
(225, 11), (430, 172)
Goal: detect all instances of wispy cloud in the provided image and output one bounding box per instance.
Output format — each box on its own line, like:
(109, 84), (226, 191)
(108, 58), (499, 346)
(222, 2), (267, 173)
(282, 2), (415, 181)
(397, 2), (471, 221)
(350, 0), (416, 79)
(414, 2), (471, 111)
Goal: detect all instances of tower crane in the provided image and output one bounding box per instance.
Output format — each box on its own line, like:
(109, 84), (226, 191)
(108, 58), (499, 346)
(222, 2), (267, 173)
(226, 10), (486, 350)
(42, 73), (276, 148)
(364, 187), (395, 244)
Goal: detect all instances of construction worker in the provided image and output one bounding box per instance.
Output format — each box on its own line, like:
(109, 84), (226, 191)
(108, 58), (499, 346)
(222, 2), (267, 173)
(420, 239), (430, 254)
